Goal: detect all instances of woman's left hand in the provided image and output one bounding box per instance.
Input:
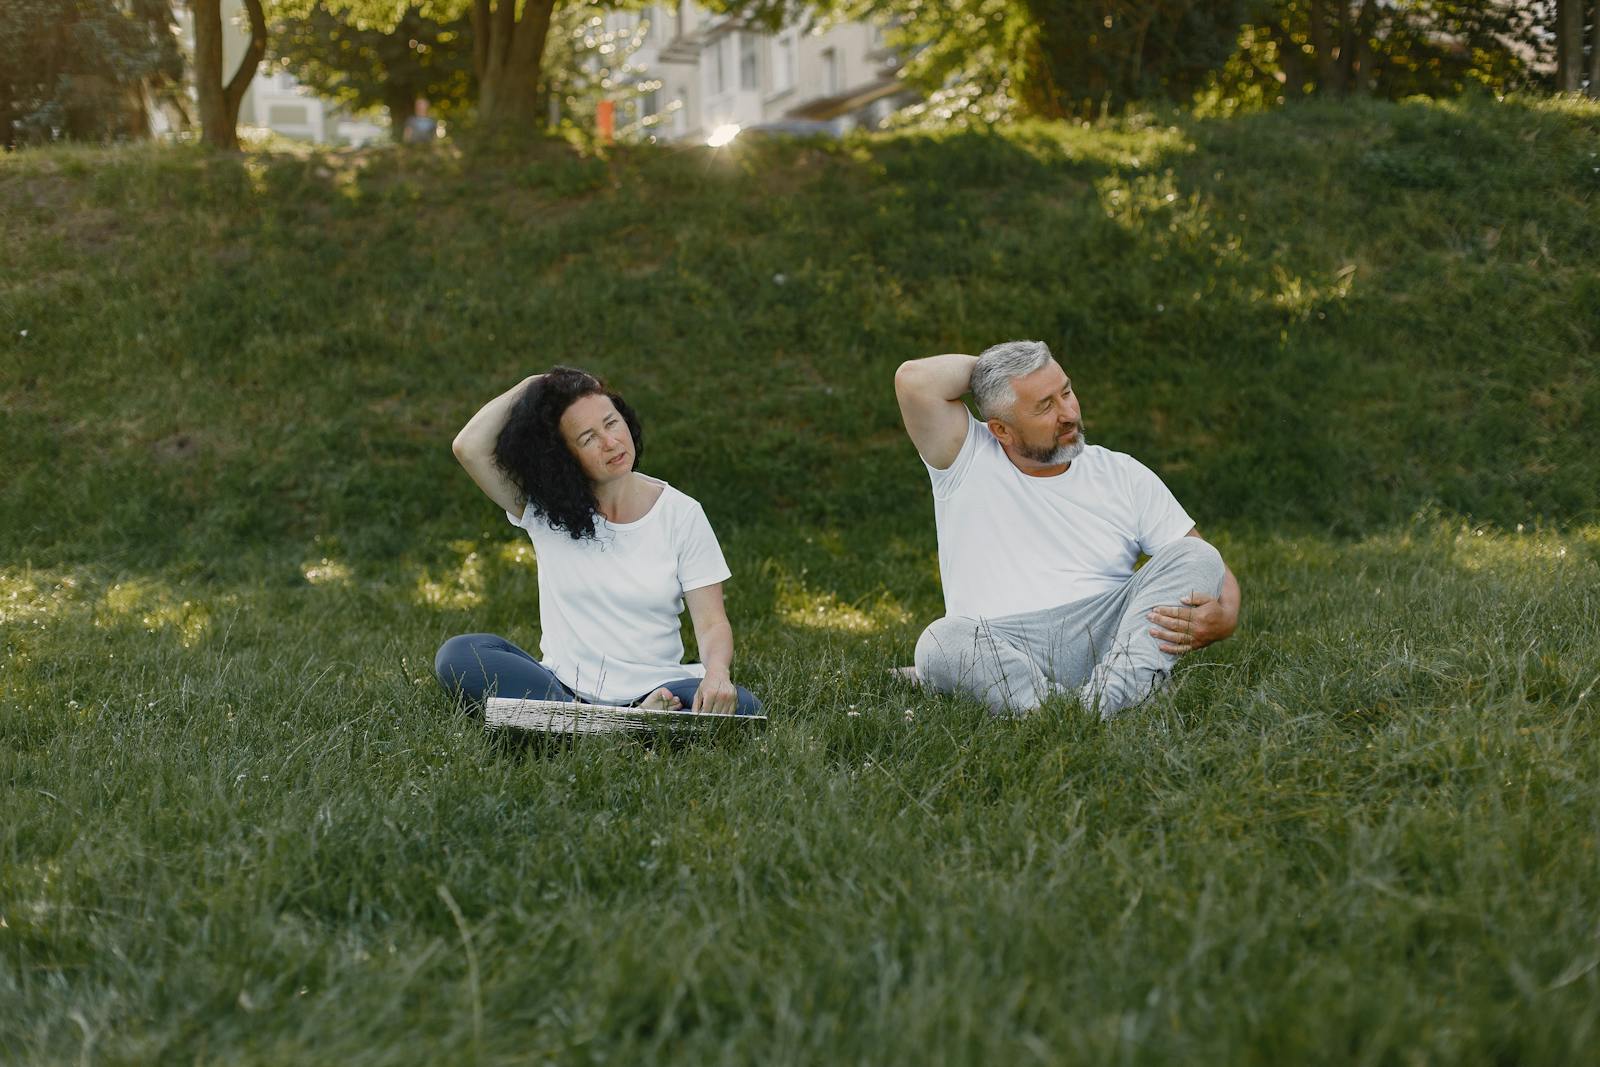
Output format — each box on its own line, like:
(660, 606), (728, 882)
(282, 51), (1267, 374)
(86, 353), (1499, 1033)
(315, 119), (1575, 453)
(693, 671), (738, 715)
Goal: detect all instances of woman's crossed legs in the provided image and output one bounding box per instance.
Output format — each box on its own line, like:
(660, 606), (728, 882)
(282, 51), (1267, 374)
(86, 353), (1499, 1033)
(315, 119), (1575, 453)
(434, 633), (763, 716)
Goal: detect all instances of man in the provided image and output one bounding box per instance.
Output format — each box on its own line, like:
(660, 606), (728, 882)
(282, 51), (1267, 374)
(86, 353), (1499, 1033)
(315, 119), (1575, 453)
(403, 97), (439, 144)
(895, 340), (1240, 719)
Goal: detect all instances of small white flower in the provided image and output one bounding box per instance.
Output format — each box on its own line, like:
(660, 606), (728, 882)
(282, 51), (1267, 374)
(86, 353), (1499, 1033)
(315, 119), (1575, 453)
(19, 329), (27, 338)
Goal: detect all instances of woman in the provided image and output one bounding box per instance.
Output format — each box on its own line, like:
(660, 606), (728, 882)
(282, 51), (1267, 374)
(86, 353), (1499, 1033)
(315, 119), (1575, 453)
(435, 367), (762, 716)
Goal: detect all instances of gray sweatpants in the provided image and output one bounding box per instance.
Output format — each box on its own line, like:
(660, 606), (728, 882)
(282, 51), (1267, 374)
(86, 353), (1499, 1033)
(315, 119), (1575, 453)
(913, 537), (1226, 720)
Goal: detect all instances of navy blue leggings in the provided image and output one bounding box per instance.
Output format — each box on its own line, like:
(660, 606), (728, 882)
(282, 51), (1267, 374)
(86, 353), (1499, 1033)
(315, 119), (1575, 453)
(434, 633), (763, 716)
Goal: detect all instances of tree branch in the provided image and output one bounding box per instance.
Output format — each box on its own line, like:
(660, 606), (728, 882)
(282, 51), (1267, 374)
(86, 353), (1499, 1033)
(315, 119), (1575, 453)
(223, 0), (268, 118)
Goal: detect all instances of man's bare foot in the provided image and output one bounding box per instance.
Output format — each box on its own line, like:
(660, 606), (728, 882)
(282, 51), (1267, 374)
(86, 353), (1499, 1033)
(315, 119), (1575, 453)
(638, 687), (683, 711)
(889, 666), (921, 686)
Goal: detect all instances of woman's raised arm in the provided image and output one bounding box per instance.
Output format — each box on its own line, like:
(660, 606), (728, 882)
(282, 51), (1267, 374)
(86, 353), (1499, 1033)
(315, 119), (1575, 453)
(452, 374), (539, 517)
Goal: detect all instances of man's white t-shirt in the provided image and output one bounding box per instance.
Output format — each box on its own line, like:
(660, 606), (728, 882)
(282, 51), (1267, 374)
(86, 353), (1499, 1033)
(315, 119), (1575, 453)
(506, 477), (731, 703)
(927, 417), (1194, 619)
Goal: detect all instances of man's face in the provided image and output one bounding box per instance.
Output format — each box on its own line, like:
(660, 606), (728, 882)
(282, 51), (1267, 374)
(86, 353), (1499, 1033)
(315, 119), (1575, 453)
(988, 359), (1084, 471)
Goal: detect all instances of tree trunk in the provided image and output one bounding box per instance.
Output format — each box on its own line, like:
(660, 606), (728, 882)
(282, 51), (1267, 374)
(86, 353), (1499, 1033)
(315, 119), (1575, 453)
(192, 0), (266, 149)
(1308, 0), (1339, 94)
(1589, 0), (1600, 98)
(1351, 0), (1380, 95)
(386, 86), (416, 143)
(473, 0), (558, 130)
(1266, 23), (1310, 95)
(1556, 0), (1584, 92)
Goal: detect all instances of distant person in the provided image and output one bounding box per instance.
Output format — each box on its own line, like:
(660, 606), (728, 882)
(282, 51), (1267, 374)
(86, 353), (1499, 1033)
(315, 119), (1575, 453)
(895, 341), (1240, 718)
(403, 97), (438, 144)
(436, 367), (761, 716)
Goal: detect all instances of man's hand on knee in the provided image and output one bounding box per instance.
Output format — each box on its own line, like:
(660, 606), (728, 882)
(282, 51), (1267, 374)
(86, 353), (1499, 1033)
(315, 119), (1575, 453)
(1147, 591), (1234, 655)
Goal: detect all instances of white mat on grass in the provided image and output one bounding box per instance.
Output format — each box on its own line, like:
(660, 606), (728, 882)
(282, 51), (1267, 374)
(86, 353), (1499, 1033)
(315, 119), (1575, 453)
(485, 696), (767, 735)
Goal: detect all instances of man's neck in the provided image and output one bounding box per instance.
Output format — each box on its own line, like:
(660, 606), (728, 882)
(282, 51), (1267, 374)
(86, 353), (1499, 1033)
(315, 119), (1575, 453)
(1001, 445), (1072, 479)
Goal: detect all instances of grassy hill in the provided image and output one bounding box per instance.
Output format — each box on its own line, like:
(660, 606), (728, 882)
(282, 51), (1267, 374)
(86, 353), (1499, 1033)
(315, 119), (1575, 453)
(2, 95), (1599, 1064)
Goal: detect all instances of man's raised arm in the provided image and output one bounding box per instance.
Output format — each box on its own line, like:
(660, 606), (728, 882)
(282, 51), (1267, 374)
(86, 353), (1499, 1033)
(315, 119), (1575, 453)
(894, 354), (977, 470)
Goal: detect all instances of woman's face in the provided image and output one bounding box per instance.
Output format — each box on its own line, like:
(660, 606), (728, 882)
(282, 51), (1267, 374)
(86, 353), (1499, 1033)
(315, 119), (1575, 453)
(558, 392), (636, 485)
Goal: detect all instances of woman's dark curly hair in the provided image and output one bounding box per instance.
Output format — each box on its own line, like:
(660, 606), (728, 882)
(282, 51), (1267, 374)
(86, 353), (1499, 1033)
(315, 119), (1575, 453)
(494, 366), (645, 541)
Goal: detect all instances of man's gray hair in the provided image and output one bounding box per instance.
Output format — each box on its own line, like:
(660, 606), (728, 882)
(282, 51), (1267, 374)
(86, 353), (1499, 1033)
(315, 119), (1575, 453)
(971, 340), (1055, 420)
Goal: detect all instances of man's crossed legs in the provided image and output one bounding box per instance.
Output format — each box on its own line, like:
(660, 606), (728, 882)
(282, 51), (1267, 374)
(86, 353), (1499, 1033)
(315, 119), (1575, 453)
(913, 537), (1225, 720)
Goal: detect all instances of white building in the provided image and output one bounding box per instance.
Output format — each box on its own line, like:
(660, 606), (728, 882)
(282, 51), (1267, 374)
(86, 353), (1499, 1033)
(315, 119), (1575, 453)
(607, 3), (914, 143)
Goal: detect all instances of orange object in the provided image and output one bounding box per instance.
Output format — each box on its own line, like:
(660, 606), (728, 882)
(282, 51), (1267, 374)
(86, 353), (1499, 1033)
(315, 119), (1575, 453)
(596, 100), (615, 144)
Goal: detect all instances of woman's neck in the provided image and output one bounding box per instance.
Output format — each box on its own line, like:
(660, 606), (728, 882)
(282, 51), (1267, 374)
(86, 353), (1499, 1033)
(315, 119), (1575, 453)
(593, 472), (659, 525)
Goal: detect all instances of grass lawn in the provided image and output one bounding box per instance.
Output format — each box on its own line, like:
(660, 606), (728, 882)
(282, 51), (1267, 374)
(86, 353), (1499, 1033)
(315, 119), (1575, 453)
(3, 94), (1599, 1064)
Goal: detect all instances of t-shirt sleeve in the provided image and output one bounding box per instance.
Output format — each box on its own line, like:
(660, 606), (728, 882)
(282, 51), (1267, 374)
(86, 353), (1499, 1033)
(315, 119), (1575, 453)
(925, 416), (982, 500)
(675, 498), (733, 593)
(1126, 457), (1195, 554)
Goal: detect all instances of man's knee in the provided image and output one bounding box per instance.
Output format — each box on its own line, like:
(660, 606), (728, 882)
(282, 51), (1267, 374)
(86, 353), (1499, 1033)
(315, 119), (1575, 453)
(914, 617), (1044, 715)
(1151, 536), (1224, 592)
(914, 616), (983, 690)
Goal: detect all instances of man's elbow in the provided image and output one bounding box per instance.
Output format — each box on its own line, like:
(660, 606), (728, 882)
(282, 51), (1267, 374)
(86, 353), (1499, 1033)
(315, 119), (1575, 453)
(893, 360), (925, 400)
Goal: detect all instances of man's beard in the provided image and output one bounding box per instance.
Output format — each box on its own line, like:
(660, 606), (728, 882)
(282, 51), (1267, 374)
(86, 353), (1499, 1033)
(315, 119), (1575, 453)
(1017, 431), (1086, 465)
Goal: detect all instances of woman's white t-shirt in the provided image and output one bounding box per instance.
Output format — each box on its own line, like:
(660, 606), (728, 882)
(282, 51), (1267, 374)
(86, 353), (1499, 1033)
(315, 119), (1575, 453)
(506, 477), (731, 703)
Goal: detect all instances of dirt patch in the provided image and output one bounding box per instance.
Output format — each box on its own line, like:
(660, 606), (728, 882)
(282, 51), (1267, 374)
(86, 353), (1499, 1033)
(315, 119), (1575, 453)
(152, 433), (202, 463)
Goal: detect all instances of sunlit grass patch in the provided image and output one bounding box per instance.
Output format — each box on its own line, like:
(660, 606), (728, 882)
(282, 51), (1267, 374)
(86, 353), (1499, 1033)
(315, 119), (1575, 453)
(301, 557), (353, 586)
(773, 570), (913, 634)
(411, 539), (487, 611)
(0, 568), (87, 625)
(95, 577), (213, 648)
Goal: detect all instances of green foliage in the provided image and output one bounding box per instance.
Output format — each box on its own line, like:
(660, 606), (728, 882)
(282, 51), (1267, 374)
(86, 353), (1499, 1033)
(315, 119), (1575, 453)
(0, 0), (183, 146)
(1250, 0), (1548, 100)
(3, 98), (1600, 1063)
(1021, 0), (1254, 116)
(542, 4), (661, 137)
(718, 0), (1562, 119)
(268, 2), (475, 137)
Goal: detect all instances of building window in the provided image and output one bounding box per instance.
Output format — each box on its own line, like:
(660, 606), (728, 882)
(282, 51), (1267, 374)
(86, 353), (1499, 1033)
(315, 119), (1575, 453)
(642, 89), (659, 117)
(709, 37), (726, 95)
(821, 48), (840, 95)
(739, 34), (759, 91)
(771, 32), (796, 93)
(267, 104), (309, 127)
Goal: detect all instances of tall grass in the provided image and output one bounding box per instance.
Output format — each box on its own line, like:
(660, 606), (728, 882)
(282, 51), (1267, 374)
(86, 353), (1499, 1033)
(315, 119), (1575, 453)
(2, 94), (1598, 1064)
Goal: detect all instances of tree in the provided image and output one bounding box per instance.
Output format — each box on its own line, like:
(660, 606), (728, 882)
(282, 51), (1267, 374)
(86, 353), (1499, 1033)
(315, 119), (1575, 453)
(542, 5), (663, 136)
(713, 0), (1251, 119)
(1255, 1), (1545, 100)
(1555, 0), (1584, 90)
(269, 2), (474, 141)
(1022, 0), (1253, 116)
(721, 0), (1562, 117)
(1590, 0), (1599, 97)
(305, 1), (654, 133)
(1, 0), (184, 148)
(192, 0), (268, 148)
